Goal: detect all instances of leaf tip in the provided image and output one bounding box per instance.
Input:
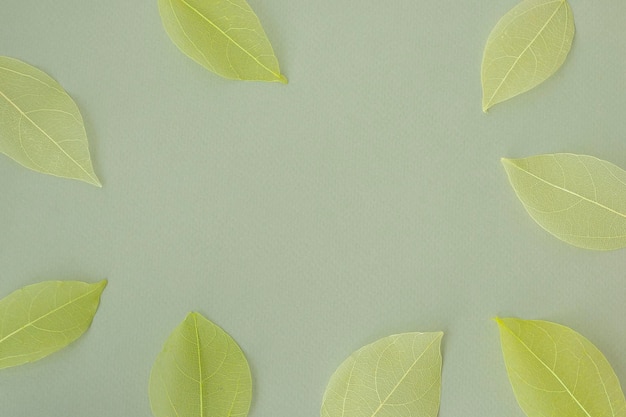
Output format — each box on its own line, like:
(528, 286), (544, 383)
(481, 93), (492, 113)
(84, 174), (102, 187)
(186, 311), (202, 322)
(500, 157), (515, 170)
(494, 317), (516, 333)
(278, 74), (288, 84)
(93, 279), (107, 299)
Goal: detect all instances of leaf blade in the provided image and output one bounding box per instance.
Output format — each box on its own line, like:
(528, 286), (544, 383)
(149, 312), (252, 417)
(496, 317), (626, 417)
(321, 332), (443, 417)
(0, 279), (107, 370)
(501, 153), (626, 250)
(158, 0), (287, 83)
(0, 56), (101, 186)
(481, 0), (574, 111)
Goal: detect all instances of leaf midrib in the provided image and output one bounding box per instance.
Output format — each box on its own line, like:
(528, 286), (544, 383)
(0, 83), (98, 185)
(485, 0), (566, 110)
(505, 159), (626, 220)
(193, 314), (204, 417)
(0, 284), (100, 347)
(172, 0), (281, 80)
(500, 321), (593, 417)
(370, 334), (440, 417)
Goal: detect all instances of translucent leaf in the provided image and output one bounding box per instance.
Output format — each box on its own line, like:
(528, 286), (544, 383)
(496, 317), (626, 417)
(0, 57), (101, 186)
(481, 0), (575, 112)
(149, 312), (252, 417)
(0, 280), (107, 370)
(502, 153), (626, 250)
(321, 332), (443, 417)
(158, 0), (287, 83)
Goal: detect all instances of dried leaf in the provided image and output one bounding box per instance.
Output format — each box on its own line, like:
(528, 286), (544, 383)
(0, 280), (107, 369)
(158, 0), (287, 82)
(481, 0), (574, 111)
(0, 57), (101, 186)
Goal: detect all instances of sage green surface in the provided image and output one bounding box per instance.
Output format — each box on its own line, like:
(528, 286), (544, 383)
(1, 1), (626, 416)
(496, 318), (626, 417)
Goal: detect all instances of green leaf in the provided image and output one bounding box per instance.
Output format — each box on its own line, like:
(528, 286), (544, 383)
(502, 153), (626, 250)
(0, 57), (101, 186)
(321, 332), (443, 417)
(149, 312), (252, 417)
(158, 0), (287, 83)
(495, 317), (626, 417)
(0, 280), (107, 370)
(481, 0), (575, 112)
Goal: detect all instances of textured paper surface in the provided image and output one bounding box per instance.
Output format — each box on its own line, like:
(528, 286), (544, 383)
(1, 1), (626, 417)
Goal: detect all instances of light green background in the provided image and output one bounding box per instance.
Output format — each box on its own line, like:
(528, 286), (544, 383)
(1, 1), (626, 416)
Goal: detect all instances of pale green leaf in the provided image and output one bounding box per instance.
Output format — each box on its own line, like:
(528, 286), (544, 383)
(321, 332), (443, 417)
(481, 0), (575, 112)
(0, 57), (101, 186)
(158, 0), (287, 83)
(502, 153), (626, 250)
(0, 280), (107, 370)
(149, 312), (252, 417)
(496, 317), (626, 417)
